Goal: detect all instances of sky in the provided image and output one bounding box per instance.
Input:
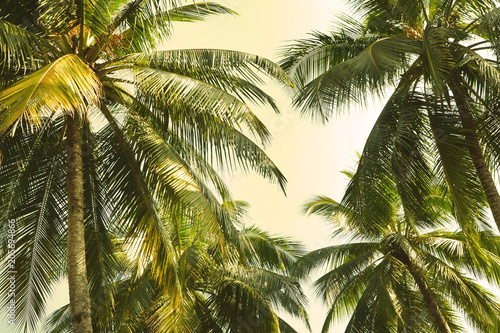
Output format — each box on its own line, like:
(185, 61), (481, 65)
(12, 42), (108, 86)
(2, 1), (382, 332)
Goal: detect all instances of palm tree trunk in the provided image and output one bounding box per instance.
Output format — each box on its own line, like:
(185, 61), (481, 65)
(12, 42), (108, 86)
(407, 265), (452, 333)
(66, 114), (93, 333)
(450, 81), (500, 231)
(397, 251), (452, 333)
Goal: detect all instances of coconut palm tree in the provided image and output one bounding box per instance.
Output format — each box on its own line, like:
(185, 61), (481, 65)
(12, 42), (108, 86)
(0, 1), (290, 332)
(43, 202), (310, 333)
(299, 170), (500, 333)
(280, 0), (500, 234)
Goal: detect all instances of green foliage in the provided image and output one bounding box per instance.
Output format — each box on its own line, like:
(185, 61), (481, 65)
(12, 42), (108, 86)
(301, 169), (500, 333)
(0, 0), (291, 331)
(281, 0), (500, 237)
(44, 207), (309, 333)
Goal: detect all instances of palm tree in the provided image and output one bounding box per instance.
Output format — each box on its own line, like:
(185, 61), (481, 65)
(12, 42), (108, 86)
(280, 0), (500, 234)
(299, 171), (500, 333)
(43, 202), (310, 333)
(0, 1), (290, 332)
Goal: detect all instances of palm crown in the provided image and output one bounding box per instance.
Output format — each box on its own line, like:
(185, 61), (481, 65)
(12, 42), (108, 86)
(44, 202), (310, 333)
(280, 0), (500, 238)
(301, 170), (500, 333)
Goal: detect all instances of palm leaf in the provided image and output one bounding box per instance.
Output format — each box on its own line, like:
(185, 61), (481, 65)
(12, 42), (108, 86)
(0, 19), (49, 72)
(0, 54), (101, 136)
(421, 26), (454, 91)
(130, 66), (272, 142)
(0, 118), (67, 332)
(81, 120), (119, 330)
(165, 2), (235, 22)
(104, 80), (287, 192)
(239, 225), (304, 273)
(98, 105), (182, 292)
(426, 94), (489, 236)
(293, 36), (421, 121)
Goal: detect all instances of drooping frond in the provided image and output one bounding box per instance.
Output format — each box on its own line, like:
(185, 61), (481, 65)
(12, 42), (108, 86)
(425, 94), (489, 235)
(80, 120), (120, 330)
(121, 49), (286, 112)
(166, 2), (235, 22)
(421, 26), (454, 91)
(104, 76), (287, 192)
(97, 106), (182, 292)
(0, 19), (49, 73)
(123, 49), (291, 86)
(291, 36), (421, 121)
(42, 304), (72, 333)
(0, 54), (101, 136)
(239, 225), (304, 273)
(132, 66), (271, 139)
(0, 117), (67, 332)
(122, 112), (240, 245)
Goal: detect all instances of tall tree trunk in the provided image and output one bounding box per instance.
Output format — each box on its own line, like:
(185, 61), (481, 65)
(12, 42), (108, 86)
(66, 114), (93, 333)
(407, 264), (452, 333)
(450, 80), (500, 231)
(397, 250), (452, 333)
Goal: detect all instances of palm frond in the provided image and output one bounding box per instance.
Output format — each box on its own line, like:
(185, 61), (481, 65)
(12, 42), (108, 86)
(42, 304), (72, 333)
(105, 80), (287, 192)
(0, 54), (101, 136)
(280, 29), (378, 89)
(98, 105), (182, 292)
(0, 117), (67, 332)
(167, 2), (235, 22)
(297, 241), (380, 278)
(239, 225), (304, 273)
(131, 66), (272, 142)
(122, 49), (291, 86)
(81, 120), (119, 330)
(122, 112), (240, 246)
(421, 27), (454, 91)
(101, 0), (190, 52)
(0, 19), (49, 72)
(293, 36), (420, 121)
(426, 94), (489, 235)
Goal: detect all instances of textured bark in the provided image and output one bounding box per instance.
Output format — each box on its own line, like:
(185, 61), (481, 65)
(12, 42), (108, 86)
(66, 114), (93, 333)
(450, 81), (500, 231)
(406, 263), (452, 333)
(395, 250), (452, 333)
